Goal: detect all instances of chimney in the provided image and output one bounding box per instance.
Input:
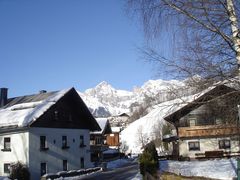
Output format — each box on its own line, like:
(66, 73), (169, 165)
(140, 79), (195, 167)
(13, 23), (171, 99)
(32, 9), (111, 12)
(0, 88), (8, 108)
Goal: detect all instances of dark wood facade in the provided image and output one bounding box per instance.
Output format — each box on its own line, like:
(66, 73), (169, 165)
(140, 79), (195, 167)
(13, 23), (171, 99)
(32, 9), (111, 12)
(90, 119), (112, 162)
(30, 88), (100, 131)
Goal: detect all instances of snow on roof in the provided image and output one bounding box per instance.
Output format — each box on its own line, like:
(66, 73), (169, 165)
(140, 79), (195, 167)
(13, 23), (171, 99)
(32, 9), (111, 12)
(91, 118), (109, 134)
(0, 88), (71, 128)
(111, 127), (121, 132)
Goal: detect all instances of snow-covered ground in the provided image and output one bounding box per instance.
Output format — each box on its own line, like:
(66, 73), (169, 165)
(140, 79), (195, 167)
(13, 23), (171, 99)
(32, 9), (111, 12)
(107, 158), (134, 169)
(0, 177), (10, 180)
(160, 158), (237, 180)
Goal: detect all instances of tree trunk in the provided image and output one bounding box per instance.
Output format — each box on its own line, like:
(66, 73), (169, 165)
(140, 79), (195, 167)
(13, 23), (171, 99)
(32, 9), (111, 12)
(227, 0), (240, 77)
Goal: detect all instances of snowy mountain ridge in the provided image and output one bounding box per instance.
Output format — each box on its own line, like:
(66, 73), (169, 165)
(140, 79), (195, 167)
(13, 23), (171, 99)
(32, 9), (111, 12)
(78, 79), (188, 117)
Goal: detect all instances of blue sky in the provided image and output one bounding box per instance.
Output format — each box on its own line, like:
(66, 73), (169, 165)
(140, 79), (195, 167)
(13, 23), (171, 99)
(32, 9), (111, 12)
(0, 0), (157, 97)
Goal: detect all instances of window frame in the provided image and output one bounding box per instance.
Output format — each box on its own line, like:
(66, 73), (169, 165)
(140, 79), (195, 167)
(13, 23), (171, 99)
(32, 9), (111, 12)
(3, 163), (11, 174)
(188, 141), (200, 151)
(80, 157), (84, 169)
(40, 136), (49, 151)
(2, 137), (11, 151)
(79, 135), (86, 148)
(219, 139), (231, 149)
(40, 162), (47, 176)
(95, 136), (102, 145)
(63, 160), (68, 171)
(62, 136), (69, 149)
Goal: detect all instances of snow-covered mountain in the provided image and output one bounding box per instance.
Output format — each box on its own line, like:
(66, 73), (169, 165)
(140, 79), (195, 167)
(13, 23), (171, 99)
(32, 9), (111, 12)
(77, 79), (189, 117)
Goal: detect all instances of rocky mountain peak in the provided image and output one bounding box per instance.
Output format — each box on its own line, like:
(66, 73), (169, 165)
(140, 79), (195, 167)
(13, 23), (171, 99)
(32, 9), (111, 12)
(79, 79), (191, 118)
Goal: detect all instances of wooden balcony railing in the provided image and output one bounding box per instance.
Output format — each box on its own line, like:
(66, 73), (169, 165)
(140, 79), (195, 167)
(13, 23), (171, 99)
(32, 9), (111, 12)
(178, 125), (240, 138)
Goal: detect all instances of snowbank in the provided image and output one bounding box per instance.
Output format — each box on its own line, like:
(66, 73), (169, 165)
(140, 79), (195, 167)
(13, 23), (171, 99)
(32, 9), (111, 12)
(160, 158), (237, 180)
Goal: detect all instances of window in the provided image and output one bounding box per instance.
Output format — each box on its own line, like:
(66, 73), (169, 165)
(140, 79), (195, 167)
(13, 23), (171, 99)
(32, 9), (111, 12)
(80, 157), (84, 169)
(90, 140), (95, 145)
(54, 111), (58, 120)
(40, 136), (48, 151)
(189, 118), (196, 127)
(2, 137), (11, 151)
(4, 163), (10, 174)
(40, 163), (47, 176)
(62, 136), (69, 149)
(80, 135), (85, 147)
(95, 137), (102, 145)
(219, 140), (230, 149)
(63, 160), (68, 171)
(188, 141), (200, 151)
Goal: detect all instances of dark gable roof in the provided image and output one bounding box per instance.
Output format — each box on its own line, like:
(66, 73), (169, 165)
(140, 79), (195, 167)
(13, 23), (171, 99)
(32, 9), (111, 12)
(164, 85), (238, 124)
(119, 113), (129, 117)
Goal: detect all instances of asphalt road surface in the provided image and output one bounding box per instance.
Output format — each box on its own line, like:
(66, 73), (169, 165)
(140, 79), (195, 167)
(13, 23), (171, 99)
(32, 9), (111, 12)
(80, 162), (139, 180)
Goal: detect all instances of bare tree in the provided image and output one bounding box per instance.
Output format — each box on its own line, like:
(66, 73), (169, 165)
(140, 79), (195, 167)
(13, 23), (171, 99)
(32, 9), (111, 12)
(127, 0), (240, 88)
(120, 140), (129, 154)
(137, 125), (148, 148)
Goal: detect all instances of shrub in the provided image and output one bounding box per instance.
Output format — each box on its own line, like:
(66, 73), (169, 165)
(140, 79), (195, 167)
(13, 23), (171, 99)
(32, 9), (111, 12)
(139, 151), (157, 176)
(139, 141), (159, 177)
(144, 141), (159, 168)
(10, 162), (30, 180)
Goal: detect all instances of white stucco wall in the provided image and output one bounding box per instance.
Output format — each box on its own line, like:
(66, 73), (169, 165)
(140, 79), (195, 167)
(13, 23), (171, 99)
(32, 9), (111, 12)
(179, 136), (240, 158)
(29, 127), (91, 180)
(0, 130), (29, 176)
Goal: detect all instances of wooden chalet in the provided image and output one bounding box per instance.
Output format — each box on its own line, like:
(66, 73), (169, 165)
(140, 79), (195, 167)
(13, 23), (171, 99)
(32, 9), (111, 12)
(164, 84), (240, 159)
(90, 118), (112, 162)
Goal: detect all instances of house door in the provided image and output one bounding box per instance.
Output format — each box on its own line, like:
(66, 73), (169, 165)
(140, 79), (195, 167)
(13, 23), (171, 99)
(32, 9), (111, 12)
(172, 141), (179, 158)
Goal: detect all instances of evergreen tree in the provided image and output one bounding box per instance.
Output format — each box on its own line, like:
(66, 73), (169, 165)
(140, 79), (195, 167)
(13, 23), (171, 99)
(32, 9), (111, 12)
(139, 141), (159, 177)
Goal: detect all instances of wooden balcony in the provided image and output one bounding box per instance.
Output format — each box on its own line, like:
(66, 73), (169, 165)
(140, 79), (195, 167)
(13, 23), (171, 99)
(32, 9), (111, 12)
(178, 125), (240, 138)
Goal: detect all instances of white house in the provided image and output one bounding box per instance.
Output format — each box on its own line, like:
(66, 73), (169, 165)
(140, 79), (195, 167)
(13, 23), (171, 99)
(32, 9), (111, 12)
(0, 87), (100, 179)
